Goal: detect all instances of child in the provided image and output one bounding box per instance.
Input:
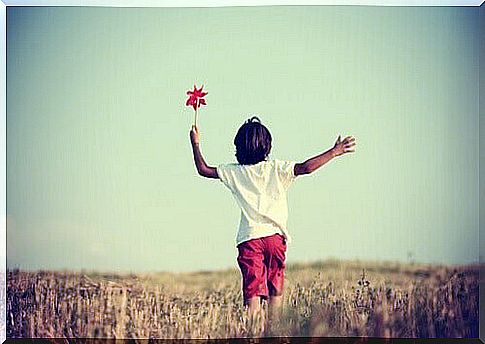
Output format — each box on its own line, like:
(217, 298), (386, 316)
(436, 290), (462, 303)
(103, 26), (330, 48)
(189, 116), (356, 320)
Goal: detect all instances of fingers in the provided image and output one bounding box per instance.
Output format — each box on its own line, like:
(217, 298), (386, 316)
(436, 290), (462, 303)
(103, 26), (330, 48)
(343, 136), (356, 154)
(337, 135), (357, 145)
(343, 136), (355, 144)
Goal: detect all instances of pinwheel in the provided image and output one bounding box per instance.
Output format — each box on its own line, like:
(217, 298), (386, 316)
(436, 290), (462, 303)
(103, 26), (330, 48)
(186, 84), (208, 127)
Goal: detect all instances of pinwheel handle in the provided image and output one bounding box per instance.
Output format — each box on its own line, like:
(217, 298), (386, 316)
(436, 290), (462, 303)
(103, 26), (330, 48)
(194, 101), (199, 127)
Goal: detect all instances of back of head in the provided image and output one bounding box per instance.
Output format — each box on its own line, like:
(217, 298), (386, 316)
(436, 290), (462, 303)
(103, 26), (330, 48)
(234, 116), (272, 165)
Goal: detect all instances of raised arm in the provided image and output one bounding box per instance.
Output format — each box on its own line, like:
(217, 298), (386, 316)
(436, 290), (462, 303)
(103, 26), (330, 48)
(190, 125), (219, 179)
(294, 135), (356, 176)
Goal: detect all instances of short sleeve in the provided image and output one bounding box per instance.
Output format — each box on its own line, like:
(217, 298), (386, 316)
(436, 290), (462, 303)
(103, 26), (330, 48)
(276, 160), (297, 189)
(216, 163), (236, 191)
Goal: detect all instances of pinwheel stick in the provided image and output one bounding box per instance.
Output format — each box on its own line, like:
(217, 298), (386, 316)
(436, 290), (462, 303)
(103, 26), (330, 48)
(195, 102), (198, 127)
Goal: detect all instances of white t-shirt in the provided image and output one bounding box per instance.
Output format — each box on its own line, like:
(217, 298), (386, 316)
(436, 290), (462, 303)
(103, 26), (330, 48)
(216, 159), (297, 247)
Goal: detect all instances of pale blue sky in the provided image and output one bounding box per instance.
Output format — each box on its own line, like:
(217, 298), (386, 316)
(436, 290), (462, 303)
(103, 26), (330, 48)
(6, 5), (479, 272)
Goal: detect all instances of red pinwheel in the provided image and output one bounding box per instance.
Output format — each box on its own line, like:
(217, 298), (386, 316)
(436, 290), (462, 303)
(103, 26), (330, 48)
(186, 84), (208, 126)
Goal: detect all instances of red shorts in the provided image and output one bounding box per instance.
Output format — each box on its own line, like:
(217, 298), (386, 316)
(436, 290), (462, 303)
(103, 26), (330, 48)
(237, 233), (287, 304)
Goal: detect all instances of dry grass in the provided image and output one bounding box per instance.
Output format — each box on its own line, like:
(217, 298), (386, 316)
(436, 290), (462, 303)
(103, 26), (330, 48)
(6, 259), (480, 339)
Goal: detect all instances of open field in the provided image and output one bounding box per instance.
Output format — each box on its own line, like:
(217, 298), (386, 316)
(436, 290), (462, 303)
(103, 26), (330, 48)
(6, 259), (481, 339)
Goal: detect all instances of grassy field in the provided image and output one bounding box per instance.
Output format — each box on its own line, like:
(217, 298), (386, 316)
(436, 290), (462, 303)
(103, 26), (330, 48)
(6, 259), (481, 339)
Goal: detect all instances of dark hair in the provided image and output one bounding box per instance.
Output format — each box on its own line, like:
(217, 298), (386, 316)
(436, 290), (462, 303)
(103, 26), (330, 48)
(234, 116), (272, 165)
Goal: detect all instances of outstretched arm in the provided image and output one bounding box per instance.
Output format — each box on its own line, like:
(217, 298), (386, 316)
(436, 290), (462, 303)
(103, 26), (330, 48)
(190, 125), (219, 179)
(294, 135), (356, 176)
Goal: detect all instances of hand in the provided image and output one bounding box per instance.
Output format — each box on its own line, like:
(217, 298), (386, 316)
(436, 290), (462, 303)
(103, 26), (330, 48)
(190, 125), (200, 145)
(332, 135), (356, 157)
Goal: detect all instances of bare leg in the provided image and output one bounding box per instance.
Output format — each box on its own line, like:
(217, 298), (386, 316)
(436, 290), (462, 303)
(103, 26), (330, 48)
(268, 295), (283, 318)
(246, 296), (266, 334)
(268, 294), (283, 333)
(246, 296), (261, 316)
